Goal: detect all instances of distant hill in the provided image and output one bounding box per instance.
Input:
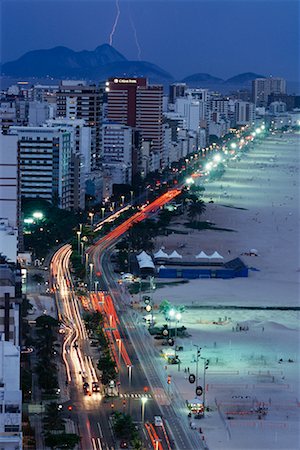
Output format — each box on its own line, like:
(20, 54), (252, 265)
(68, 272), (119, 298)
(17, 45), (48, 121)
(1, 44), (173, 84)
(179, 71), (265, 92)
(181, 73), (223, 85)
(225, 72), (265, 86)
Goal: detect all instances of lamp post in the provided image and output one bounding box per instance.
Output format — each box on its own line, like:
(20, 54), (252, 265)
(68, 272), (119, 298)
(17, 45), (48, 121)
(85, 253), (89, 272)
(77, 230), (81, 254)
(80, 242), (84, 259)
(149, 276), (156, 327)
(201, 358), (209, 417)
(128, 365), (132, 387)
(169, 309), (175, 336)
(175, 312), (181, 339)
(101, 207), (105, 220)
(94, 281), (99, 292)
(141, 397), (147, 423)
(121, 195), (125, 207)
(130, 190), (134, 204)
(193, 344), (201, 387)
(89, 212), (94, 227)
(116, 338), (122, 363)
(89, 263), (94, 292)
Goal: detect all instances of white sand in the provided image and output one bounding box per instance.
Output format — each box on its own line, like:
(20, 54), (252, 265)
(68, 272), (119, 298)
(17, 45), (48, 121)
(141, 132), (300, 450)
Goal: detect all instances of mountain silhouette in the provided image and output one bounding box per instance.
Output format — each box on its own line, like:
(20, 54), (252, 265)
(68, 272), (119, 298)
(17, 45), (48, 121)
(1, 44), (173, 84)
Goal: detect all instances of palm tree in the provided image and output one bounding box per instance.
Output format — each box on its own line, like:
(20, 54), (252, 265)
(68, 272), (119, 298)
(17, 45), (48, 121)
(188, 200), (206, 223)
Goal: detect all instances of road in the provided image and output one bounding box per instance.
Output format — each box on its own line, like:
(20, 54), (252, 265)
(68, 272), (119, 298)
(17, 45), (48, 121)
(88, 189), (205, 450)
(51, 245), (115, 450)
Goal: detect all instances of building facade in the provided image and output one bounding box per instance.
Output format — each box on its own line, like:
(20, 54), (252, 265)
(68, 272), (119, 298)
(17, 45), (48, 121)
(252, 77), (286, 107)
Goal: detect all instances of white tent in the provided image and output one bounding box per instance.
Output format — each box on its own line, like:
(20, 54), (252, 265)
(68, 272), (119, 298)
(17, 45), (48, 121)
(137, 251), (155, 269)
(158, 265), (166, 270)
(209, 251), (224, 259)
(169, 250), (183, 259)
(195, 251), (209, 259)
(154, 249), (169, 259)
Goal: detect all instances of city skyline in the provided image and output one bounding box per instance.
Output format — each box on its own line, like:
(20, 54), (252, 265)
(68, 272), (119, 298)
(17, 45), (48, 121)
(1, 0), (299, 81)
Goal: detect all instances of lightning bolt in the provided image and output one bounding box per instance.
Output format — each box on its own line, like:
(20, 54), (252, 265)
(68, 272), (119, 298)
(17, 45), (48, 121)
(109, 0), (121, 46)
(130, 16), (142, 60)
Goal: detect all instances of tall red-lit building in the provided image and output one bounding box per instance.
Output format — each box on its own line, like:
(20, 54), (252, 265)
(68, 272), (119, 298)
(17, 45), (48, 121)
(106, 78), (163, 166)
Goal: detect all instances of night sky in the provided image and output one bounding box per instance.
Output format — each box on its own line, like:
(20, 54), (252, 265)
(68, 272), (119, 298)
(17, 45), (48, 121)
(1, 0), (299, 81)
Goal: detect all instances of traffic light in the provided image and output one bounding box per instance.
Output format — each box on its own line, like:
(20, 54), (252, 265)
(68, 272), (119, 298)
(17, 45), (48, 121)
(167, 375), (171, 385)
(205, 359), (209, 370)
(68, 405), (73, 411)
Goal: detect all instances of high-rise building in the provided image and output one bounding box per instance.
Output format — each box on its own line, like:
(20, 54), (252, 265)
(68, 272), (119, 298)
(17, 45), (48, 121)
(252, 77), (286, 106)
(102, 122), (132, 166)
(106, 78), (164, 166)
(0, 134), (20, 262)
(0, 262), (22, 346)
(0, 339), (22, 449)
(234, 101), (255, 126)
(9, 126), (79, 210)
(56, 81), (103, 169)
(169, 83), (187, 104)
(46, 118), (92, 210)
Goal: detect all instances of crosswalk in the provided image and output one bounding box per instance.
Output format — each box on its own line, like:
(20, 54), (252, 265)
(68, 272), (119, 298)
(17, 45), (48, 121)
(119, 390), (171, 405)
(119, 392), (152, 399)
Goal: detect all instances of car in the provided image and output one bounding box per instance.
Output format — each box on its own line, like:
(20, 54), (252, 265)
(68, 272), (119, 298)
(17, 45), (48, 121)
(92, 382), (100, 392)
(154, 415), (163, 427)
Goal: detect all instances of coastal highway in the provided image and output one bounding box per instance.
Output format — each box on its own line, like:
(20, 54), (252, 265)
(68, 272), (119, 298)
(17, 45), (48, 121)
(88, 189), (205, 449)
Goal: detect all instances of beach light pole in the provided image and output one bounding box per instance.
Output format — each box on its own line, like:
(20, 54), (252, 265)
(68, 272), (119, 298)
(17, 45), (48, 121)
(201, 358), (209, 417)
(169, 308), (175, 336)
(175, 312), (181, 339)
(193, 345), (201, 387)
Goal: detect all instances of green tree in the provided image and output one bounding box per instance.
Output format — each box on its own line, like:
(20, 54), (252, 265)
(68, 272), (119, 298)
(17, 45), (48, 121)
(44, 433), (80, 449)
(43, 403), (65, 431)
(112, 412), (136, 440)
(159, 299), (172, 316)
(97, 352), (117, 385)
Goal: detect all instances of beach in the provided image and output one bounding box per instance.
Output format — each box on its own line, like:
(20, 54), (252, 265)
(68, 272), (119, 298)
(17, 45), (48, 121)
(137, 131), (300, 450)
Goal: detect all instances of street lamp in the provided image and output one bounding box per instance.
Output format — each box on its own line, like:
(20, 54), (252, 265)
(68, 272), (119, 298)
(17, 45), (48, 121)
(200, 358), (209, 417)
(116, 338), (122, 363)
(77, 230), (81, 254)
(193, 344), (201, 388)
(141, 397), (147, 423)
(121, 195), (125, 206)
(101, 207), (105, 220)
(88, 212), (94, 226)
(89, 263), (94, 291)
(32, 211), (43, 220)
(175, 312), (181, 338)
(128, 365), (132, 387)
(130, 190), (134, 204)
(169, 309), (175, 335)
